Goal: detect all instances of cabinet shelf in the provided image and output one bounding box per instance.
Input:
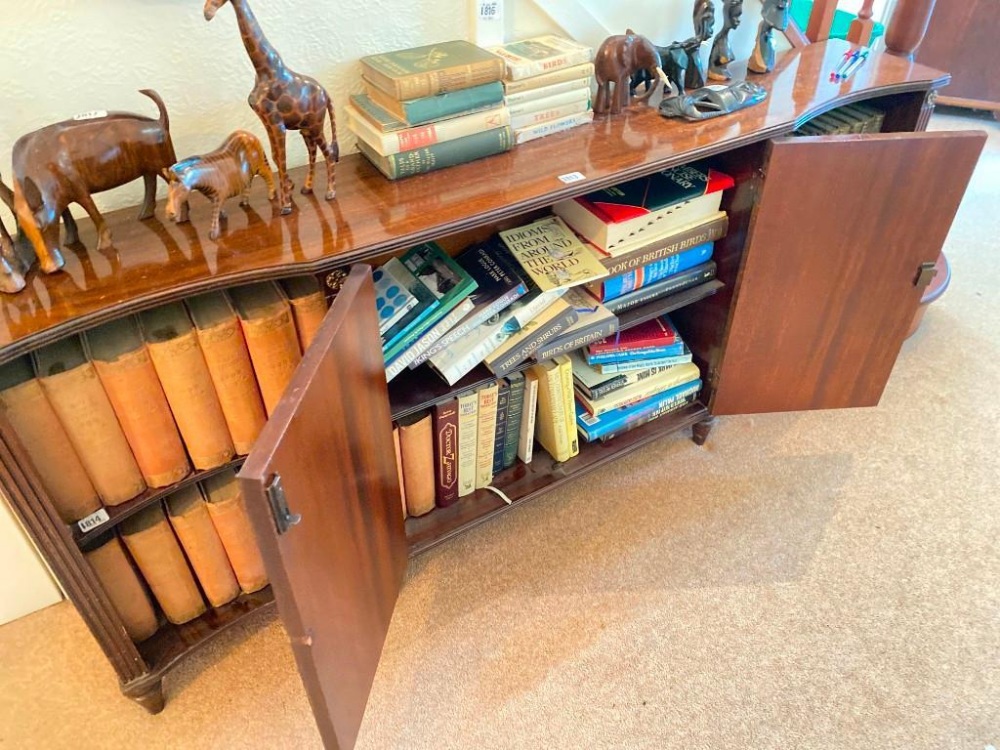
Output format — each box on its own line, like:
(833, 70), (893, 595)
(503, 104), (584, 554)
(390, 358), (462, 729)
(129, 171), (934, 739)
(136, 586), (276, 679)
(405, 399), (709, 556)
(388, 280), (724, 422)
(73, 457), (247, 550)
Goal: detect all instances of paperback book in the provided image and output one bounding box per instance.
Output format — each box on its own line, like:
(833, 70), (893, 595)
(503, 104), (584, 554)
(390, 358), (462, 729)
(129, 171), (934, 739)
(385, 297), (474, 381)
(590, 242), (715, 302)
(384, 242), (478, 363)
(499, 215), (608, 292)
(553, 162), (734, 253)
(571, 349), (681, 400)
(594, 347), (693, 374)
(488, 35), (593, 80)
(575, 361), (700, 417)
(484, 296), (579, 377)
(372, 259), (420, 335)
(533, 287), (618, 362)
(576, 379), (703, 442)
(411, 238), (528, 367)
(585, 339), (686, 366)
(588, 315), (679, 357)
(604, 262), (717, 314)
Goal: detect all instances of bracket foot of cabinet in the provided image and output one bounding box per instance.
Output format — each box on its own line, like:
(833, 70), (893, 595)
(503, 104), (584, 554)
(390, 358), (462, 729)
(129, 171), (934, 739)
(692, 417), (718, 446)
(121, 676), (165, 715)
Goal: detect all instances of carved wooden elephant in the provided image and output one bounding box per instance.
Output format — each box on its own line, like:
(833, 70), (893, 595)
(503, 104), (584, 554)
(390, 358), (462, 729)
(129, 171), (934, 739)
(594, 29), (663, 115)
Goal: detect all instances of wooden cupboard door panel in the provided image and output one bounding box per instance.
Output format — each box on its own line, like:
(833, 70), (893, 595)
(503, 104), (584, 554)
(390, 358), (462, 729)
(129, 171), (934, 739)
(712, 131), (985, 415)
(240, 265), (406, 750)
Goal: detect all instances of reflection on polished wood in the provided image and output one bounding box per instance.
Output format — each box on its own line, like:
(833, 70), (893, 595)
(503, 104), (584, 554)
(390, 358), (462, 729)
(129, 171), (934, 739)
(0, 40), (948, 363)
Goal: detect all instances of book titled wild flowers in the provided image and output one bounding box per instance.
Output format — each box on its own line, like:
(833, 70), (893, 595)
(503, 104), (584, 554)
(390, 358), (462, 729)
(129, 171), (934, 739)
(499, 216), (608, 293)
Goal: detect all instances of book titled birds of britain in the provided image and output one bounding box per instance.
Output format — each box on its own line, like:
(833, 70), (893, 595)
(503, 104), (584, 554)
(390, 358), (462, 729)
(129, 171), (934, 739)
(499, 215), (608, 292)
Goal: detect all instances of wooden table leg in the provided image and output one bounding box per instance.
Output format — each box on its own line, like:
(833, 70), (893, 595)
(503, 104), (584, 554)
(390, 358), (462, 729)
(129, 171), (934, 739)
(692, 416), (717, 446)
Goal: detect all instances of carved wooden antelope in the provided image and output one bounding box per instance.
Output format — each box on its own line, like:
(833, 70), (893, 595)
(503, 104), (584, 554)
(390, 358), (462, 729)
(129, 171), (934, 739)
(204, 0), (339, 214)
(164, 131), (276, 240)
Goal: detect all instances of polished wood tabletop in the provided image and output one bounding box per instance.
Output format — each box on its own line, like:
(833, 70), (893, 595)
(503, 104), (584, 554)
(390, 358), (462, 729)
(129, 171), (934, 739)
(0, 39), (947, 362)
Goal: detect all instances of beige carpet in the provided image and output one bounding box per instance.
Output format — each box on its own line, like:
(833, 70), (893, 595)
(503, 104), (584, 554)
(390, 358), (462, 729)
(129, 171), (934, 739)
(1, 109), (998, 750)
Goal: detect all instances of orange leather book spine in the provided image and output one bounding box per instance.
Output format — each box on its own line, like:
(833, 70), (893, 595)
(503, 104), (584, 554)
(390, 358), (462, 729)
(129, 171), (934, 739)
(195, 317), (268, 455)
(146, 330), (235, 470)
(288, 291), (328, 351)
(0, 378), (102, 523)
(239, 303), (302, 416)
(121, 505), (206, 625)
(166, 485), (240, 608)
(93, 347), (191, 488)
(399, 412), (436, 517)
(202, 471), (269, 594)
(39, 364), (146, 506)
(84, 535), (159, 642)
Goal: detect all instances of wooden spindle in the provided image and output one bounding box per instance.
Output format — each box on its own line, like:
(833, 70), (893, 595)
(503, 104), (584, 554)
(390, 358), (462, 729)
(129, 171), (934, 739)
(847, 0), (877, 46)
(806, 0), (838, 42)
(884, 0), (938, 59)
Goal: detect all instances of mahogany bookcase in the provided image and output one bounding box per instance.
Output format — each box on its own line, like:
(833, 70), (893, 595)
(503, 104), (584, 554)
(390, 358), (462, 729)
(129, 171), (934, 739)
(0, 40), (984, 750)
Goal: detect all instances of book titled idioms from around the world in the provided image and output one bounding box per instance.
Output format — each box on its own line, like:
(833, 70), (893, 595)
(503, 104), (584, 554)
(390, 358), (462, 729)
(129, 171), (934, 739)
(499, 215), (608, 293)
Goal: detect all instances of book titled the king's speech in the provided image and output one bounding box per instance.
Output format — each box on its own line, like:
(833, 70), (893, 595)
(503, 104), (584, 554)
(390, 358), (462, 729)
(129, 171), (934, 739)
(499, 215), (608, 292)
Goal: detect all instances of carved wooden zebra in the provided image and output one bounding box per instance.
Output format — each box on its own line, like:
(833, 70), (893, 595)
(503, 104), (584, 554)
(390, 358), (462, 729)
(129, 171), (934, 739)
(163, 130), (276, 240)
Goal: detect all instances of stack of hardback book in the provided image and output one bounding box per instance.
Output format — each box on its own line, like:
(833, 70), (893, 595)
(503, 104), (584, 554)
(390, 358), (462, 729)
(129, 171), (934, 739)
(794, 102), (884, 136)
(488, 35), (594, 144)
(0, 276), (326, 525)
(571, 315), (702, 442)
(414, 215), (608, 385)
(554, 161), (733, 314)
(350, 40), (513, 179)
(392, 352), (580, 518)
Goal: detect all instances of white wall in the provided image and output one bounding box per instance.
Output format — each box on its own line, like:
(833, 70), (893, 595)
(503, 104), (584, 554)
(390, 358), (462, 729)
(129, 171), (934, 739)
(0, 495), (63, 625)
(0, 0), (762, 620)
(0, 0), (762, 216)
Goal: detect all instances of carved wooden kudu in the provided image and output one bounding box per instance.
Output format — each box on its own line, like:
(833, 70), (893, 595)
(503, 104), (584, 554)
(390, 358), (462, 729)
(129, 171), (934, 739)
(10, 90), (176, 278)
(164, 131), (277, 240)
(204, 0), (339, 214)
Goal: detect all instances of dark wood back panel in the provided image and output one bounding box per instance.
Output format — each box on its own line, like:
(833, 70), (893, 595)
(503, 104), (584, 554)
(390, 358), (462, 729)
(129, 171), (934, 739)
(0, 40), (949, 365)
(240, 266), (407, 750)
(711, 130), (986, 415)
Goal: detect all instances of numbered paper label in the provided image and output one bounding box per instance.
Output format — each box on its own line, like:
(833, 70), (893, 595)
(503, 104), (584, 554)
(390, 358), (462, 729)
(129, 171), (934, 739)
(558, 172), (586, 184)
(73, 110), (108, 121)
(77, 507), (110, 534)
(472, 0), (504, 47)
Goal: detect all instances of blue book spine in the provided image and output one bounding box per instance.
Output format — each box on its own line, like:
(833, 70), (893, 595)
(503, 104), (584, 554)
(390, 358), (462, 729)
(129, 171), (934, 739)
(602, 242), (715, 301)
(585, 339), (687, 365)
(576, 379), (702, 441)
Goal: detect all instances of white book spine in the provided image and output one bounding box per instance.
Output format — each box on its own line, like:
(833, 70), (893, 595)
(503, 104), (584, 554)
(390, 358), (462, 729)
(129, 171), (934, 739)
(596, 354), (694, 375)
(504, 78), (591, 107)
(385, 298), (474, 381)
(475, 384), (499, 489)
(457, 392), (479, 497)
(515, 110), (594, 145)
(431, 290), (565, 385)
(510, 98), (590, 130)
(505, 87), (590, 118)
(517, 374), (539, 464)
(502, 63), (595, 94)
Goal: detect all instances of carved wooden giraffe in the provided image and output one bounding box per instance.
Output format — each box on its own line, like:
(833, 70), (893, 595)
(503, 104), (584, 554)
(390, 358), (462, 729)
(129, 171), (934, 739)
(204, 0), (338, 214)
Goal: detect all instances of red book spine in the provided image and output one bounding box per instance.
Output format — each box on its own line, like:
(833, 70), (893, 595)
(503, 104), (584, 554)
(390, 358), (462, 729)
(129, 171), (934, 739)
(589, 316), (678, 355)
(433, 399), (460, 507)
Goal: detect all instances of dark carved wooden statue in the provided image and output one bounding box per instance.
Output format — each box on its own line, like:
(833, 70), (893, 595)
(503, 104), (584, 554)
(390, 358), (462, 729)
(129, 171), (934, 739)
(9, 90), (176, 279)
(204, 0), (339, 214)
(595, 30), (663, 115)
(709, 0), (745, 81)
(164, 131), (277, 240)
(632, 0), (715, 98)
(749, 0), (791, 74)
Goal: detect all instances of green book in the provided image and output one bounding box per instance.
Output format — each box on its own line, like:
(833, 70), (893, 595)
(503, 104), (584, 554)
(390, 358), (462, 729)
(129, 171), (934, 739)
(360, 40), (505, 100)
(383, 243), (478, 363)
(357, 126), (514, 180)
(363, 80), (504, 126)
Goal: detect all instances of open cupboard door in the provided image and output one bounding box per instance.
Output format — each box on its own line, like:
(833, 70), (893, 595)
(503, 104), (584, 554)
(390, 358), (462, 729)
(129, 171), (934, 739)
(710, 130), (985, 415)
(240, 265), (407, 750)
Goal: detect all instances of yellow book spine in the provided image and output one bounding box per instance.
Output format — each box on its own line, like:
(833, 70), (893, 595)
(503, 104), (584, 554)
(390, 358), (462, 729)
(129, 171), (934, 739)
(166, 487), (240, 608)
(475, 383), (499, 489)
(555, 355), (579, 458)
